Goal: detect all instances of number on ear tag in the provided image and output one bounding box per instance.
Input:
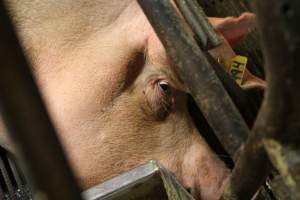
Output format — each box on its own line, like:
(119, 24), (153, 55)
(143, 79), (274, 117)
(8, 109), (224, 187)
(218, 55), (248, 86)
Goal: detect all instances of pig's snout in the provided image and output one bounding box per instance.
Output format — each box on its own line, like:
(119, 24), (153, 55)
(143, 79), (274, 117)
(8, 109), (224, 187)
(177, 137), (230, 200)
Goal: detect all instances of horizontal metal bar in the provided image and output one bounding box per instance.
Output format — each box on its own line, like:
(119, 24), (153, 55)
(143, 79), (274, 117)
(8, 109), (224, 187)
(137, 0), (250, 157)
(83, 161), (194, 200)
(0, 2), (83, 200)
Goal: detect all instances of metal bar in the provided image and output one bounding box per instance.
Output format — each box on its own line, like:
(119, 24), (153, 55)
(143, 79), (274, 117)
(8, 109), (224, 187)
(220, 131), (272, 199)
(0, 2), (83, 200)
(187, 0), (220, 47)
(7, 154), (23, 189)
(197, 0), (266, 90)
(174, 0), (209, 49)
(195, 0), (264, 134)
(205, 53), (259, 128)
(137, 0), (250, 157)
(177, 0), (259, 137)
(196, 1), (275, 199)
(221, 0), (300, 199)
(174, 0), (221, 50)
(0, 156), (15, 199)
(187, 55), (260, 167)
(83, 161), (194, 200)
(0, 178), (4, 200)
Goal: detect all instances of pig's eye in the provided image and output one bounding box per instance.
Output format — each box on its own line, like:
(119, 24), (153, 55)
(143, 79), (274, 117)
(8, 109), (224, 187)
(143, 78), (174, 120)
(158, 80), (171, 95)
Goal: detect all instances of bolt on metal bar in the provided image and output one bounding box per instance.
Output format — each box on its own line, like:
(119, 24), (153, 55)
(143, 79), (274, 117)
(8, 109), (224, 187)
(174, 0), (221, 50)
(221, 0), (300, 199)
(137, 0), (250, 158)
(0, 2), (83, 200)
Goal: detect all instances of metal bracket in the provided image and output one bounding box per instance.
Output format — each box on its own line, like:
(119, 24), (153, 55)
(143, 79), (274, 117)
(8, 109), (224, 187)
(83, 161), (194, 200)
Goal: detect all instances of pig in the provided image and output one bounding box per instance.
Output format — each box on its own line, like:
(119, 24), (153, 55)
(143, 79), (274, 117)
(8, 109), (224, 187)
(0, 0), (263, 199)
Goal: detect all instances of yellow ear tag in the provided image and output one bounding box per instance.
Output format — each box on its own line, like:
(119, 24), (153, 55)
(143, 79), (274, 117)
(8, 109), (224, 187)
(218, 55), (248, 86)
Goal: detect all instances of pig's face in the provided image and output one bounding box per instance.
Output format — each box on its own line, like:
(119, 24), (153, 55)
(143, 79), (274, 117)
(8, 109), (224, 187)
(73, 50), (229, 199)
(62, 6), (230, 198)
(1, 1), (264, 199)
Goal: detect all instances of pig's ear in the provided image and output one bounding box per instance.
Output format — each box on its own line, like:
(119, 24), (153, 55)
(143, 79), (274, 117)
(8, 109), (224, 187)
(209, 12), (256, 48)
(242, 70), (266, 90)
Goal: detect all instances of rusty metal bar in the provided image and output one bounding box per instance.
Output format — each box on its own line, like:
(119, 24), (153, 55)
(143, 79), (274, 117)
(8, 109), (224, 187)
(188, 55), (258, 168)
(137, 0), (250, 157)
(174, 0), (221, 50)
(176, 0), (260, 127)
(221, 0), (300, 199)
(175, 0), (260, 127)
(174, 0), (209, 49)
(205, 54), (259, 128)
(0, 2), (83, 200)
(195, 1), (275, 199)
(197, 0), (266, 92)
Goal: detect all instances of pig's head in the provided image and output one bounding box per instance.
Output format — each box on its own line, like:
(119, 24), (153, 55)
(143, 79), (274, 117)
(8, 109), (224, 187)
(76, 32), (231, 200)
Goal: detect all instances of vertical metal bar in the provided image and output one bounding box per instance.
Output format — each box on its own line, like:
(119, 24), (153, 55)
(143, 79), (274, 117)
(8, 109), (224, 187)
(221, 0), (300, 199)
(220, 130), (272, 199)
(197, 0), (266, 88)
(137, 0), (250, 157)
(0, 2), (83, 200)
(174, 0), (221, 50)
(7, 154), (23, 189)
(176, 0), (260, 128)
(205, 54), (259, 128)
(174, 0), (209, 49)
(196, 1), (275, 199)
(0, 156), (15, 199)
(0, 178), (4, 200)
